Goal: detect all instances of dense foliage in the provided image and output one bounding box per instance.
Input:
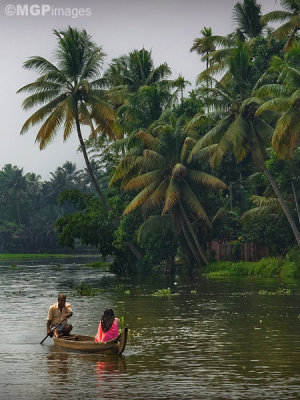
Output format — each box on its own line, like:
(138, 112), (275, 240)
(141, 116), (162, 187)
(7, 0), (300, 273)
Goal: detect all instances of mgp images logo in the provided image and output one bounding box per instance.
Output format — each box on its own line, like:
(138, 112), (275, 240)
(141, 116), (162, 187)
(4, 4), (92, 18)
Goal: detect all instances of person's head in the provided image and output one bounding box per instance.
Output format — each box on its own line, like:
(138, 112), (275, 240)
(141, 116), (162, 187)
(101, 308), (115, 332)
(57, 293), (66, 308)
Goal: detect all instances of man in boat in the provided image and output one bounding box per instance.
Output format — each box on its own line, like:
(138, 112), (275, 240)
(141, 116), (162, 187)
(47, 293), (73, 338)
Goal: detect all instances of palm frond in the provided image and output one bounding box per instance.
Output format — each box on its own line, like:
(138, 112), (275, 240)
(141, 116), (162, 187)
(124, 170), (162, 191)
(20, 94), (67, 135)
(123, 181), (158, 215)
(134, 130), (158, 149)
(162, 178), (180, 214)
(171, 163), (187, 178)
(21, 90), (62, 110)
(189, 116), (232, 162)
(255, 83), (291, 98)
(143, 149), (166, 169)
(35, 99), (68, 149)
(182, 182), (210, 225)
(255, 97), (290, 115)
(187, 169), (227, 189)
(137, 214), (174, 244)
(142, 178), (169, 212)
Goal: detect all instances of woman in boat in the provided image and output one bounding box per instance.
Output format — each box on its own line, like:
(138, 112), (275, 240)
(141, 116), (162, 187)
(95, 308), (119, 342)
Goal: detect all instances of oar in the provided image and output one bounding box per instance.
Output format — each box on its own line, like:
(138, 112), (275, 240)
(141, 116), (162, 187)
(40, 315), (69, 345)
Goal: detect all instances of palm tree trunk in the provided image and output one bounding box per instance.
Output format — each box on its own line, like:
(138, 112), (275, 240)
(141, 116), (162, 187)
(16, 195), (21, 225)
(259, 162), (300, 248)
(75, 113), (143, 260)
(75, 114), (111, 212)
(182, 225), (203, 266)
(179, 200), (208, 265)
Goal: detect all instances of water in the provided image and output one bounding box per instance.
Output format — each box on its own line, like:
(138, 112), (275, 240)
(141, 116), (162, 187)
(0, 258), (300, 400)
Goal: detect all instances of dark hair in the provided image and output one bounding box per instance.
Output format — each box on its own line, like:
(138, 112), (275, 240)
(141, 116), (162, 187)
(101, 309), (115, 332)
(58, 293), (66, 301)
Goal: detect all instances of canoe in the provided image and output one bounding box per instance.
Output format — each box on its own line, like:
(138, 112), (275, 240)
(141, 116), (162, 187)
(53, 328), (128, 355)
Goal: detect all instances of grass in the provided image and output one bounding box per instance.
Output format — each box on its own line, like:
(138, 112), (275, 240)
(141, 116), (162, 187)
(0, 253), (72, 260)
(203, 249), (300, 279)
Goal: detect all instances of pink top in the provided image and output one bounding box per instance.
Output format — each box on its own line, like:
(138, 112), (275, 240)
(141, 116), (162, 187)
(95, 318), (119, 342)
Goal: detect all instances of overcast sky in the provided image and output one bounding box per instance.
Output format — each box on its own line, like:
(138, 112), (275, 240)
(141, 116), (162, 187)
(0, 0), (281, 179)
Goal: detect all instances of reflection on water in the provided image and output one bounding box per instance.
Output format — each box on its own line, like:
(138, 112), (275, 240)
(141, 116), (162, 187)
(0, 260), (299, 399)
(95, 356), (126, 378)
(47, 349), (71, 384)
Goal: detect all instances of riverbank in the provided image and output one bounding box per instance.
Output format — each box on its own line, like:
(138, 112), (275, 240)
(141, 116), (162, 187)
(202, 248), (300, 279)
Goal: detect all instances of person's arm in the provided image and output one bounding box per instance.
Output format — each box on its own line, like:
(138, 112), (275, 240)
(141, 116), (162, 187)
(47, 319), (52, 335)
(66, 303), (73, 318)
(47, 306), (53, 335)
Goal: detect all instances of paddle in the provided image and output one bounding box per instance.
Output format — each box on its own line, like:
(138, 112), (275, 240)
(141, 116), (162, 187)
(40, 315), (69, 345)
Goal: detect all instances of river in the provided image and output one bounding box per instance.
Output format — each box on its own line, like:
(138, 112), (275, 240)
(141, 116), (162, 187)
(0, 257), (299, 399)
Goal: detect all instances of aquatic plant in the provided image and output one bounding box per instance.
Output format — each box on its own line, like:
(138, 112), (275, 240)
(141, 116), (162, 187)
(258, 288), (292, 296)
(152, 287), (178, 297)
(49, 264), (63, 271)
(75, 283), (104, 296)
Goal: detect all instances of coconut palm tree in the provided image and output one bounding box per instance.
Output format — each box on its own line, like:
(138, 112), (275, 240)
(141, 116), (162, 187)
(104, 48), (171, 93)
(18, 27), (143, 260)
(233, 0), (265, 40)
(193, 1), (264, 85)
(172, 74), (191, 104)
(1, 164), (28, 225)
(17, 26), (115, 210)
(261, 0), (300, 51)
(255, 44), (300, 158)
(190, 27), (217, 70)
(189, 43), (300, 247)
(110, 111), (227, 266)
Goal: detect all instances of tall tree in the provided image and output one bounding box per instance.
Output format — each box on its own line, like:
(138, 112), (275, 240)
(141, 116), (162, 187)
(17, 27), (115, 210)
(189, 43), (300, 247)
(233, 0), (265, 40)
(110, 111), (227, 266)
(255, 44), (300, 158)
(104, 48), (171, 92)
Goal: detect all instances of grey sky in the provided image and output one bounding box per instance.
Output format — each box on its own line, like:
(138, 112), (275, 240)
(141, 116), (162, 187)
(0, 0), (281, 179)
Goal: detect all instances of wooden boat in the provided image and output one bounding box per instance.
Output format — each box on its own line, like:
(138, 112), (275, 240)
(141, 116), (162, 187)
(53, 328), (128, 355)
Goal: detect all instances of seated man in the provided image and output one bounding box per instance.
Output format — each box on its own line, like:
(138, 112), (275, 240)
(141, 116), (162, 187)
(47, 293), (73, 338)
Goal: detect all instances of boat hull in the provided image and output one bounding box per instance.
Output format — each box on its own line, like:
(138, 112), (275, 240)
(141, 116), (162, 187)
(53, 328), (128, 354)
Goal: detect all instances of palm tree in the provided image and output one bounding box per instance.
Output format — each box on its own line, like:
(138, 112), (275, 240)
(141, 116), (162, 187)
(255, 44), (300, 158)
(17, 26), (115, 210)
(110, 111), (227, 266)
(1, 164), (28, 225)
(191, 27), (236, 85)
(233, 0), (265, 40)
(104, 48), (171, 93)
(189, 43), (300, 247)
(193, 1), (264, 86)
(190, 27), (217, 70)
(261, 0), (300, 51)
(172, 74), (191, 104)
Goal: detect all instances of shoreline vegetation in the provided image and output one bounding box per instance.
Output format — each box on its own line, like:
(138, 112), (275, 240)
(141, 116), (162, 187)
(2, 249), (300, 280)
(0, 253), (77, 260)
(202, 249), (300, 279)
